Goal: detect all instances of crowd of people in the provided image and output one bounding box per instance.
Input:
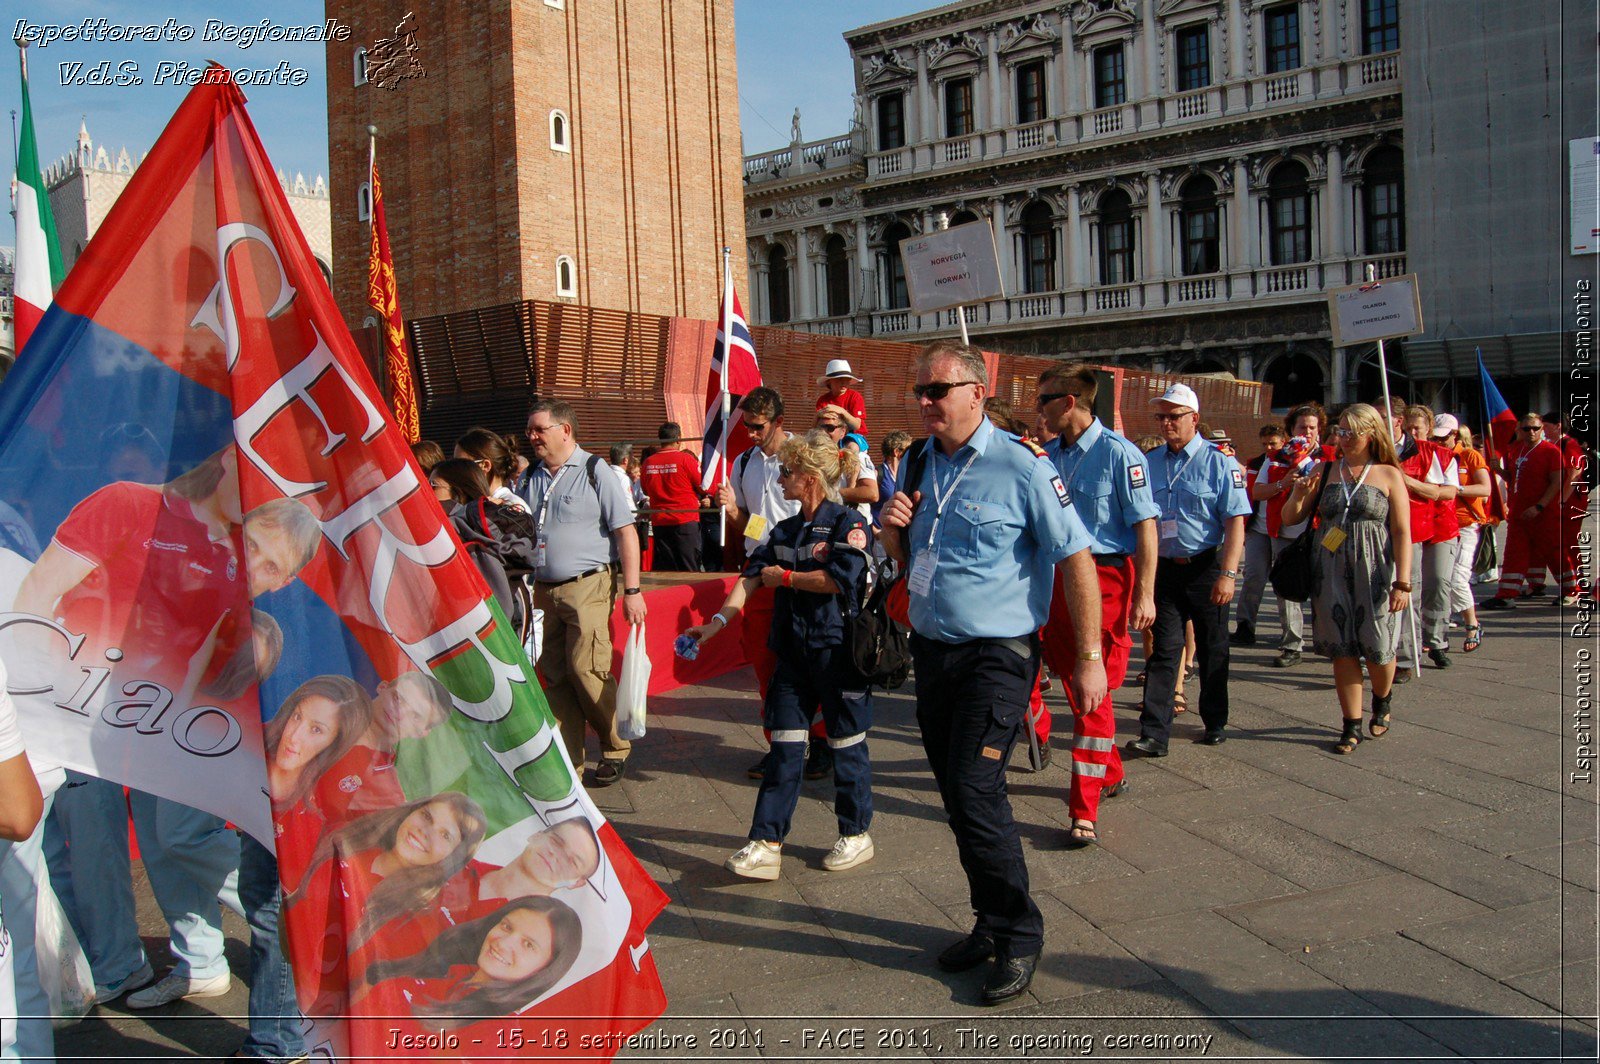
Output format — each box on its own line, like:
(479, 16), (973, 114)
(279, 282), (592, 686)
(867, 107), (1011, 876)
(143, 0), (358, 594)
(0, 343), (1587, 1059)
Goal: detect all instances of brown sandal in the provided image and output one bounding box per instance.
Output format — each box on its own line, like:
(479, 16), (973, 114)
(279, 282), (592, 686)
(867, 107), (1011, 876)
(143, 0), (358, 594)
(1065, 820), (1098, 849)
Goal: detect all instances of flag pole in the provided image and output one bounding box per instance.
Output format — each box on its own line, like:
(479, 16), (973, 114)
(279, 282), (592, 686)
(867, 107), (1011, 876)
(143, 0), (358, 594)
(366, 125), (377, 236)
(718, 245), (732, 556)
(1367, 262), (1417, 675)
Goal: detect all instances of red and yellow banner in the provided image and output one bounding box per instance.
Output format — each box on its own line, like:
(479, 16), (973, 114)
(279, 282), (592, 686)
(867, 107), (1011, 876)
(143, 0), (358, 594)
(367, 162), (422, 444)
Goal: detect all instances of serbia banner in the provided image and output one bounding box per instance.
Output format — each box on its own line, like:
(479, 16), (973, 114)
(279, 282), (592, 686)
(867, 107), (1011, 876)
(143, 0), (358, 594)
(0, 69), (667, 1059)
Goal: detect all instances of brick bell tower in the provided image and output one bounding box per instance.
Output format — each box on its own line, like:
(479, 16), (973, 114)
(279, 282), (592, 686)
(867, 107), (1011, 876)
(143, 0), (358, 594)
(324, 0), (747, 329)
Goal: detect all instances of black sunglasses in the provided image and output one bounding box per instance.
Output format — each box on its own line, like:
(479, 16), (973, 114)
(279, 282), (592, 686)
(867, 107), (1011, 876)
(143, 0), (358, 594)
(1035, 391), (1073, 408)
(778, 465), (794, 478)
(913, 380), (978, 401)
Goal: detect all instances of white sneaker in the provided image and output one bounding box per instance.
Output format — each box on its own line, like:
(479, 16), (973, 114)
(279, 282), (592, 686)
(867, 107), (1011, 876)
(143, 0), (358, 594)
(94, 960), (155, 1003)
(822, 832), (875, 871)
(124, 970), (231, 1009)
(725, 840), (782, 880)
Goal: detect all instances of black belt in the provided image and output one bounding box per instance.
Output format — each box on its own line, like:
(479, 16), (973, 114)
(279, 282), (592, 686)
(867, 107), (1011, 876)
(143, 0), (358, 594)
(1092, 553), (1130, 566)
(535, 564), (612, 588)
(911, 631), (1037, 660)
(1163, 547), (1217, 566)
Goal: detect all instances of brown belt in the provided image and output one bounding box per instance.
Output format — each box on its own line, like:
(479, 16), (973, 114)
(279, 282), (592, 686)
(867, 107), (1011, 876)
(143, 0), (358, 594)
(535, 564), (611, 588)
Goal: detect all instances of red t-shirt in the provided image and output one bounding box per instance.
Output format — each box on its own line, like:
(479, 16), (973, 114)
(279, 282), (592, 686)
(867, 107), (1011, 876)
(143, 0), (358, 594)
(639, 448), (702, 526)
(52, 482), (248, 688)
(815, 387), (868, 434)
(1507, 439), (1565, 515)
(314, 744), (405, 828)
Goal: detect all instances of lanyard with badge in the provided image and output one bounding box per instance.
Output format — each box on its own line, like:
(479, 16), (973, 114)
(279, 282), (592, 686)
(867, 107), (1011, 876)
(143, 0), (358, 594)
(907, 449), (979, 599)
(1320, 459), (1371, 551)
(1158, 448), (1198, 544)
(532, 465), (573, 570)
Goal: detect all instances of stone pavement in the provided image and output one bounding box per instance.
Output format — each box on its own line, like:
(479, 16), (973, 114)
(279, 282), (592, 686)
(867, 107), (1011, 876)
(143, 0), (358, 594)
(56, 591), (1599, 1061)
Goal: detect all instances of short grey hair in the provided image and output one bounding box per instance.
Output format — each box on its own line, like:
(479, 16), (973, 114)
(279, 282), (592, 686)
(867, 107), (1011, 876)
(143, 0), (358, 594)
(916, 340), (987, 385)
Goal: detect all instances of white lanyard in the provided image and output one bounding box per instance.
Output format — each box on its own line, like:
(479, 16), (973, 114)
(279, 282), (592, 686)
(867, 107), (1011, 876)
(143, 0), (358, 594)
(1513, 441), (1542, 493)
(535, 465), (574, 528)
(923, 448), (980, 550)
(1335, 459), (1373, 526)
(1162, 447), (1199, 516)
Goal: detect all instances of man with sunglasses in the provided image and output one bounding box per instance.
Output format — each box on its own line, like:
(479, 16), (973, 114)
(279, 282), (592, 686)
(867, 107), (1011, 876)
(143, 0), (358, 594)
(879, 341), (1103, 1005)
(1036, 364), (1159, 850)
(1128, 384), (1252, 758)
(1483, 414), (1578, 608)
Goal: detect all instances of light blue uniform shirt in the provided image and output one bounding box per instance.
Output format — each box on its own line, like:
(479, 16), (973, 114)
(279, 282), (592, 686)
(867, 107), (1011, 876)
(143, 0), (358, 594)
(1045, 419), (1161, 556)
(905, 418), (1094, 641)
(1148, 434), (1253, 558)
(526, 447), (636, 581)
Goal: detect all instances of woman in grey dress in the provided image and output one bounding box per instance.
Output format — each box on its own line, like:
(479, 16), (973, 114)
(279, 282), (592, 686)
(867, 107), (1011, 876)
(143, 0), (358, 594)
(1280, 403), (1413, 754)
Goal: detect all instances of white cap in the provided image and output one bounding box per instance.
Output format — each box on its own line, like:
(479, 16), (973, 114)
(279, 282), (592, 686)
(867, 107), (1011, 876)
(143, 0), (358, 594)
(1431, 413), (1460, 438)
(819, 358), (862, 383)
(1151, 383), (1200, 413)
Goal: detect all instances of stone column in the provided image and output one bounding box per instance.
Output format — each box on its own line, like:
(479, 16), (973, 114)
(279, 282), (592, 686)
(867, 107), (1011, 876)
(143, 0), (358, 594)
(916, 45), (935, 144)
(1144, 172), (1167, 280)
(1231, 157), (1254, 268)
(1320, 0), (1342, 62)
(1066, 184), (1089, 288)
(855, 218), (875, 311)
(794, 231), (814, 320)
(1331, 342), (1349, 404)
(987, 28), (1004, 128)
(1225, 0), (1247, 110)
(1141, 0), (1161, 97)
(991, 196), (1015, 297)
(1322, 142), (1344, 263)
(1064, 43), (1084, 115)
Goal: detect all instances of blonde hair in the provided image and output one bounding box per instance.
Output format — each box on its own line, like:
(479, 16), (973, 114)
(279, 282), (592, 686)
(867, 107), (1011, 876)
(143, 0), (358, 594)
(1338, 403), (1401, 468)
(1457, 425), (1476, 449)
(779, 431), (845, 503)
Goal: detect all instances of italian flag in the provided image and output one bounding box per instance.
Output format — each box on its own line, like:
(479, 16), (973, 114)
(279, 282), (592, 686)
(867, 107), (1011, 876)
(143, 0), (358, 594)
(13, 47), (64, 356)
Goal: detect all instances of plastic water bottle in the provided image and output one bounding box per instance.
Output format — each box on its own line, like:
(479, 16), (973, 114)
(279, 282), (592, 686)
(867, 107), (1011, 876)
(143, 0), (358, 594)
(673, 633), (701, 661)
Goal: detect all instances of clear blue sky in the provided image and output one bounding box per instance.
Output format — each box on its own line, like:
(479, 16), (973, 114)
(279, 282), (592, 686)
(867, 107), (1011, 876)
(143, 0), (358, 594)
(1, 0), (928, 245)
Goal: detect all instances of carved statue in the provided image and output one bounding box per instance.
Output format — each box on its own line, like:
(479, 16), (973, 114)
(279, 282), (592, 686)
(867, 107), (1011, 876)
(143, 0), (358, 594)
(791, 108), (802, 143)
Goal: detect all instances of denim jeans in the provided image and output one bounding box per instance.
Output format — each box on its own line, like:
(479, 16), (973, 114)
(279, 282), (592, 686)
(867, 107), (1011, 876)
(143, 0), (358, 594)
(0, 788), (57, 1061)
(127, 791), (241, 979)
(45, 772), (148, 988)
(235, 835), (307, 1061)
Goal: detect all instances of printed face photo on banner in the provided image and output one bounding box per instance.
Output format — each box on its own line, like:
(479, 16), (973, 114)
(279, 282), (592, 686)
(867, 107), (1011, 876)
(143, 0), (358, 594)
(0, 72), (668, 1059)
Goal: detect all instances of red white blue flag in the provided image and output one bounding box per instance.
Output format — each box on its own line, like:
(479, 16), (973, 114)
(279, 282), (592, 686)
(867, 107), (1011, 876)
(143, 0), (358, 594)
(698, 261), (762, 492)
(0, 69), (666, 1060)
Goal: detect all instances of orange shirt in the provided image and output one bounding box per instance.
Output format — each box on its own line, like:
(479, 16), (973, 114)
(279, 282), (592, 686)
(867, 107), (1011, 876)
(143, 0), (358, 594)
(1453, 446), (1489, 527)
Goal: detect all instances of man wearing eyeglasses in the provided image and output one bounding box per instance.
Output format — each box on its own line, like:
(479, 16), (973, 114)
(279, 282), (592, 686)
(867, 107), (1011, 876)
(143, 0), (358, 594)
(879, 341), (1103, 1005)
(1128, 384), (1252, 759)
(717, 388), (818, 777)
(1036, 364), (1159, 851)
(1482, 414), (1577, 608)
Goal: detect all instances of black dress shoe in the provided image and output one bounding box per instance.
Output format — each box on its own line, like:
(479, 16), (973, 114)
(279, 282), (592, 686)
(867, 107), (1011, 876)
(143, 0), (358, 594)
(936, 931), (994, 972)
(746, 752), (771, 780)
(980, 949), (1040, 1005)
(1123, 736), (1168, 758)
(1194, 729), (1227, 746)
(1428, 648), (1453, 669)
(1229, 624), (1256, 646)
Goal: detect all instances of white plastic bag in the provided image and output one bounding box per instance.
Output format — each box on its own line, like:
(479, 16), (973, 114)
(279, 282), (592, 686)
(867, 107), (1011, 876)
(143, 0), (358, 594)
(616, 623), (650, 741)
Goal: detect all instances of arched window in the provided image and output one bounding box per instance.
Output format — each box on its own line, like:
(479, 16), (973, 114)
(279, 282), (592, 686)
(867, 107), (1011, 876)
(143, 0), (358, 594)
(549, 110), (570, 152)
(357, 182), (372, 222)
(555, 255), (576, 297)
(949, 209), (979, 226)
(882, 223), (911, 310)
(766, 245), (791, 323)
(1020, 201), (1056, 293)
(1267, 161), (1311, 265)
(1362, 145), (1404, 255)
(353, 46), (368, 86)
(1098, 190), (1135, 285)
(1179, 175), (1220, 275)
(824, 234), (851, 317)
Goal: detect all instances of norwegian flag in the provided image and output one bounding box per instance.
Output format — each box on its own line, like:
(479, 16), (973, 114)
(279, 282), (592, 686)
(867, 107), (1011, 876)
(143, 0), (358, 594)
(698, 260), (762, 492)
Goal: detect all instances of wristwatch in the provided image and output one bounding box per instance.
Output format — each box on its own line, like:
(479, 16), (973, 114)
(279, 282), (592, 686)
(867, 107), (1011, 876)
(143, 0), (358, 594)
(624, 587), (643, 596)
(1220, 569), (1240, 579)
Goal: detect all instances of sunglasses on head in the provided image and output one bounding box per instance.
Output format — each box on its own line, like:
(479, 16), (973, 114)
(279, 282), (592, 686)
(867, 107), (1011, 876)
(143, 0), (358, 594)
(912, 380), (978, 401)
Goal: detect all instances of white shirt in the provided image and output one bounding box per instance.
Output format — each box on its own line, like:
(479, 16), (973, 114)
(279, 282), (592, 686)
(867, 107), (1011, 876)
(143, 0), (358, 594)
(609, 463), (637, 516)
(731, 437), (799, 548)
(841, 449), (876, 521)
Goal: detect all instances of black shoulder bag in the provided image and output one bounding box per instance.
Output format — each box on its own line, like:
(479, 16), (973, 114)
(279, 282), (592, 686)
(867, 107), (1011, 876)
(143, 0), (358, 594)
(1268, 467), (1331, 604)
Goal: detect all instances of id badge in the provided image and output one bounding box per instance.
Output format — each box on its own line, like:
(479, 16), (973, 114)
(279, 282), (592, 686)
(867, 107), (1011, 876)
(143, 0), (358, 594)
(908, 550), (936, 598)
(1321, 525), (1348, 552)
(1159, 518), (1179, 542)
(533, 536), (548, 570)
(743, 513), (768, 542)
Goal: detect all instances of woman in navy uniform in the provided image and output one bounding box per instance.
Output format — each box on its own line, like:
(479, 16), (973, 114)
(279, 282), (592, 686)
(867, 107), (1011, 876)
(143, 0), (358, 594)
(684, 430), (878, 879)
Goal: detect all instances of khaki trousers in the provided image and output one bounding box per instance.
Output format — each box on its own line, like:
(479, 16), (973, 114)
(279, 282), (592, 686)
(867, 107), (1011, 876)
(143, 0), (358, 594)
(534, 568), (629, 766)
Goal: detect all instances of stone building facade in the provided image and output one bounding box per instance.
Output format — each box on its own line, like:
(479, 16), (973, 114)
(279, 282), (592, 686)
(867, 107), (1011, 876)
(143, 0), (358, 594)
(744, 0), (1407, 410)
(322, 0), (746, 332)
(0, 122), (331, 363)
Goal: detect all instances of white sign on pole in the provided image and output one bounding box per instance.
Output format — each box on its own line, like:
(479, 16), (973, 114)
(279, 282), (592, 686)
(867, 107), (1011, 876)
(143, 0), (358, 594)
(1327, 272), (1424, 347)
(1570, 137), (1599, 255)
(899, 221), (1004, 313)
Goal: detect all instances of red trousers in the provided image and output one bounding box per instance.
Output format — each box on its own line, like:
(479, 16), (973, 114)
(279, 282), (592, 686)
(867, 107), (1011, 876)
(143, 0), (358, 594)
(1496, 515), (1578, 598)
(1041, 558), (1134, 821)
(743, 586), (826, 741)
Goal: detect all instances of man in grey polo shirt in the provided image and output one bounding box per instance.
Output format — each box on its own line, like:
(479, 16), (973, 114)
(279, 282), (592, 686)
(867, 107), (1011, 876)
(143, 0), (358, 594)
(525, 398), (648, 787)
